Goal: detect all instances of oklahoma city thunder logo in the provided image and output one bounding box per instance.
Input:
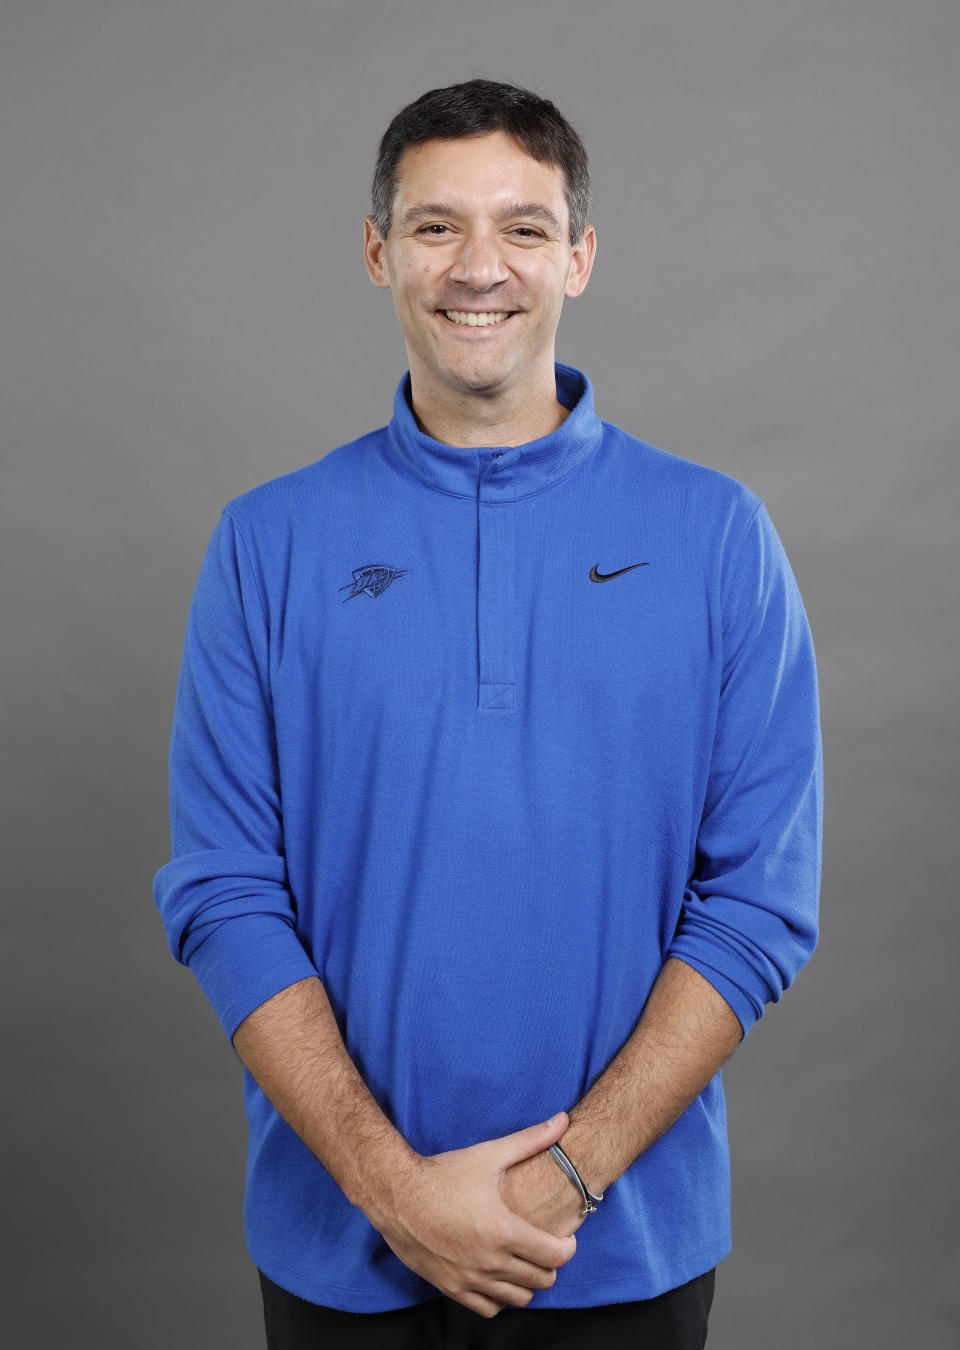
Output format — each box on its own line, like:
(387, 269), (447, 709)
(338, 564), (410, 602)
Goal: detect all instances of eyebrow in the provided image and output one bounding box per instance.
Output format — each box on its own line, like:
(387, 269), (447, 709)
(398, 200), (563, 235)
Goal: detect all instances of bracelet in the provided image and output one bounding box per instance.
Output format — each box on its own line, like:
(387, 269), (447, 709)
(548, 1143), (604, 1216)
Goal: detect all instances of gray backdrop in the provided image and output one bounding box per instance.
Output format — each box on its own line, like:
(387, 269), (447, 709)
(3, 1), (957, 1346)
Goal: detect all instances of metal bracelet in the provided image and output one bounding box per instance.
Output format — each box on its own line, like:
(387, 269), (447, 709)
(548, 1143), (604, 1216)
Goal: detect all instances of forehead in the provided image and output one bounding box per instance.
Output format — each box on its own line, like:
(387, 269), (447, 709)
(393, 130), (567, 217)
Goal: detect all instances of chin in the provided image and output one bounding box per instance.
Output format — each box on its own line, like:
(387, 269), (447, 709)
(443, 354), (516, 394)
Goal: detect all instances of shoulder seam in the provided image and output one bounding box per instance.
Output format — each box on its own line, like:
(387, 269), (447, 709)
(726, 499), (765, 584)
(222, 507), (270, 634)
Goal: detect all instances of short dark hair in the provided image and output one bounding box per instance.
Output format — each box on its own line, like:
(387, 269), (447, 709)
(371, 79), (591, 246)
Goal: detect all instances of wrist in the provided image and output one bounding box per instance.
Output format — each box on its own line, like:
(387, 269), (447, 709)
(349, 1137), (425, 1230)
(556, 1119), (608, 1200)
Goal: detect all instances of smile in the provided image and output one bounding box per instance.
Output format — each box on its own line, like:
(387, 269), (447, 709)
(440, 310), (515, 327)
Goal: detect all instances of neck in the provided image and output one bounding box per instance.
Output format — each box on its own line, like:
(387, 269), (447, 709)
(407, 361), (569, 448)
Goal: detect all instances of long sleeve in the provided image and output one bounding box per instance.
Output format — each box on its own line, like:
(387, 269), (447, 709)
(667, 500), (823, 1039)
(152, 508), (320, 1043)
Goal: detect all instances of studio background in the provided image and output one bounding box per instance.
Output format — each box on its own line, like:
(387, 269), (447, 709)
(3, 2), (956, 1346)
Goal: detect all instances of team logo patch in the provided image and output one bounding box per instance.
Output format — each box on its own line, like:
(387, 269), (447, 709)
(338, 564), (410, 602)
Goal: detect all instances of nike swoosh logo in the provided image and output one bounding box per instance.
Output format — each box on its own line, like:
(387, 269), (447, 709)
(589, 562), (649, 582)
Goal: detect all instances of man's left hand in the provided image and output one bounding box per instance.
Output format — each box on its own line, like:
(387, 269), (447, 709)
(500, 1145), (586, 1239)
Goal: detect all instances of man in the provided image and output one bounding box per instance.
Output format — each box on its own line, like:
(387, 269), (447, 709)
(153, 79), (822, 1349)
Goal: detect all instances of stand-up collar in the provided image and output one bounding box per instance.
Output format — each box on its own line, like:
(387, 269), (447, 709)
(386, 362), (604, 501)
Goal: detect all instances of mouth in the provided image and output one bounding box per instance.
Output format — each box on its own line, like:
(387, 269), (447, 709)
(436, 309), (518, 331)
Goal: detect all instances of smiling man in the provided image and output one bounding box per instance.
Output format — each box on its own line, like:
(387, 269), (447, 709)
(154, 79), (823, 1350)
(363, 128), (594, 449)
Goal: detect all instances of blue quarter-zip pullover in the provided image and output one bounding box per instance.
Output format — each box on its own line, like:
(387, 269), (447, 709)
(153, 362), (822, 1311)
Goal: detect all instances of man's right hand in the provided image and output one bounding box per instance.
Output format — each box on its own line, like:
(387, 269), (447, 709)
(367, 1111), (578, 1319)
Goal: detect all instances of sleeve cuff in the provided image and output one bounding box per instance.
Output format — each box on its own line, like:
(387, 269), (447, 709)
(185, 912), (321, 1044)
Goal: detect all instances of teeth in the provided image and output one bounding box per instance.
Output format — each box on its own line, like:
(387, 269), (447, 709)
(444, 311), (511, 327)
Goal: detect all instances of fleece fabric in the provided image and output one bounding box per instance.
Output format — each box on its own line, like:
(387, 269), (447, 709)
(153, 362), (822, 1312)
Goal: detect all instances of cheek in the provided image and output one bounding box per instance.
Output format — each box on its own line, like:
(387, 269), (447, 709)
(516, 260), (564, 296)
(396, 259), (441, 302)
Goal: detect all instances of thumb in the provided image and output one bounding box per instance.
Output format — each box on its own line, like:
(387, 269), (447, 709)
(493, 1112), (569, 1168)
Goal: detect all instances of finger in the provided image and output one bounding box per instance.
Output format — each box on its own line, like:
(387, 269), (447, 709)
(507, 1214), (578, 1269)
(496, 1255), (559, 1291)
(457, 1291), (505, 1319)
(491, 1112), (569, 1168)
(482, 1278), (542, 1309)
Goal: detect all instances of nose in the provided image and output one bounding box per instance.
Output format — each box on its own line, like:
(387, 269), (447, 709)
(447, 228), (510, 292)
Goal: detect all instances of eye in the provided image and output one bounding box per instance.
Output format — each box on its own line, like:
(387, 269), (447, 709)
(417, 224), (450, 235)
(512, 227), (544, 239)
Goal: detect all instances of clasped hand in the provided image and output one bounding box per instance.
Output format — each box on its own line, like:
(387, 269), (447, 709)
(372, 1111), (587, 1320)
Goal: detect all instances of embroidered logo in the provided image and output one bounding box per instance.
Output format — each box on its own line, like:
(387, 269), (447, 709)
(338, 564), (410, 602)
(589, 562), (649, 582)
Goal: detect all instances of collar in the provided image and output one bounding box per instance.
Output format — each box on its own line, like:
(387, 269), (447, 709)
(385, 362), (604, 501)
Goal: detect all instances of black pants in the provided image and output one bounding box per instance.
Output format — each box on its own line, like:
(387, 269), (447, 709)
(257, 1265), (716, 1349)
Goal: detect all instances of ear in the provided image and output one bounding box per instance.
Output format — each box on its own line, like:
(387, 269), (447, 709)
(564, 224), (597, 299)
(364, 216), (392, 290)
